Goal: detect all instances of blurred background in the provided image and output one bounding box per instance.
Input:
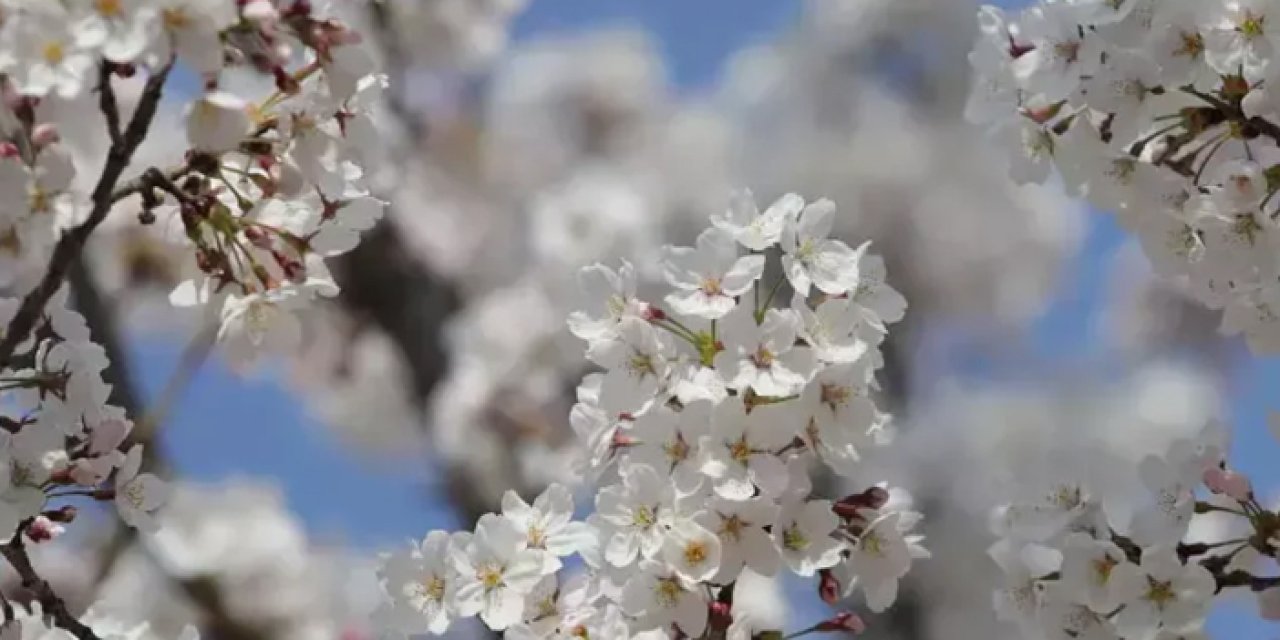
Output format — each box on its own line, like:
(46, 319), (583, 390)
(51, 0), (1280, 637)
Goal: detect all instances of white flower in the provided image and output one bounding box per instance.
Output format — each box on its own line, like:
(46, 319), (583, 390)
(1129, 455), (1197, 547)
(595, 461), (676, 567)
(693, 495), (780, 582)
(588, 317), (675, 409)
(662, 227), (764, 319)
(377, 530), (461, 636)
(989, 539), (1062, 637)
(0, 4), (96, 98)
(72, 0), (159, 63)
(660, 519), (722, 583)
(568, 261), (644, 342)
(772, 499), (844, 577)
(796, 360), (884, 476)
(186, 91), (252, 154)
(627, 401), (712, 494)
(711, 190), (800, 251)
(500, 483), (594, 574)
(792, 294), (870, 364)
(1111, 548), (1215, 640)
(699, 400), (797, 500)
(114, 445), (168, 532)
(1058, 532), (1138, 614)
(149, 0), (237, 73)
(780, 198), (863, 296)
(843, 510), (928, 611)
(450, 514), (547, 630)
(714, 305), (816, 398)
(215, 289), (305, 369)
(620, 559), (709, 637)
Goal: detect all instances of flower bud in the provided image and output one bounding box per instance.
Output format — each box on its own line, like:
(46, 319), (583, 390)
(0, 142), (19, 158)
(816, 612), (866, 634)
(1204, 467), (1252, 501)
(818, 568), (841, 605)
(25, 516), (64, 543)
(708, 601), (733, 631)
(833, 486), (890, 519)
(30, 123), (59, 147)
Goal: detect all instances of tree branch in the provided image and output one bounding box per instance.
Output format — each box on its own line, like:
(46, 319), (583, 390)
(0, 531), (100, 640)
(96, 63), (123, 148)
(0, 58), (174, 368)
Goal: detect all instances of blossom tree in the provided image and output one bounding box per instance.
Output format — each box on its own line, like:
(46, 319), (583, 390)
(968, 0), (1280, 638)
(2, 0), (1276, 638)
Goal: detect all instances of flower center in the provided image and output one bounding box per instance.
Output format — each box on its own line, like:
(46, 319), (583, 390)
(1240, 11), (1266, 39)
(700, 277), (724, 297)
(42, 42), (65, 65)
(719, 514), (745, 541)
(1092, 556), (1118, 584)
(1175, 31), (1204, 58)
(820, 383), (851, 408)
(527, 525), (547, 548)
(478, 564), (504, 590)
(663, 437), (689, 464)
(729, 437), (752, 464)
(629, 353), (656, 376)
(782, 524), (809, 551)
(1052, 40), (1080, 64)
(683, 540), (708, 566)
(1145, 577), (1176, 607)
(123, 480), (146, 509)
(95, 0), (123, 18)
(654, 577), (682, 607)
(862, 530), (885, 557)
(749, 345), (775, 369)
(163, 8), (190, 29)
(633, 505), (656, 528)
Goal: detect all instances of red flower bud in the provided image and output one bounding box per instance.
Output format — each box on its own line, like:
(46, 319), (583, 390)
(816, 612), (866, 634)
(818, 568), (841, 605)
(708, 601), (733, 631)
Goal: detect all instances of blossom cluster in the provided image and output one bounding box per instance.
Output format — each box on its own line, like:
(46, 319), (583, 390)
(0, 0), (385, 367)
(375, 192), (928, 638)
(967, 0), (1280, 353)
(0, 291), (164, 534)
(988, 418), (1280, 640)
(0, 0), (387, 636)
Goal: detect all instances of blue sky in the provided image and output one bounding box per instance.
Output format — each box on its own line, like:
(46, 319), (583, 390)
(133, 1), (1279, 636)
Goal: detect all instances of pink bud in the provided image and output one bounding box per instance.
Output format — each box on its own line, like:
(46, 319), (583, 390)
(25, 516), (64, 543)
(816, 612), (866, 634)
(0, 142), (19, 158)
(708, 602), (733, 631)
(1203, 467), (1252, 501)
(818, 568), (841, 605)
(30, 123), (59, 147)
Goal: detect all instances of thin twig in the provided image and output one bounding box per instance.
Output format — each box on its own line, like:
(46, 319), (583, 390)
(0, 59), (175, 368)
(0, 529), (100, 640)
(96, 63), (123, 148)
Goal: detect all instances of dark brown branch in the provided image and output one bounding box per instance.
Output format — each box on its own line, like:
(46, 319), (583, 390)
(0, 532), (99, 640)
(0, 59), (175, 368)
(96, 63), (123, 148)
(1183, 87), (1280, 146)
